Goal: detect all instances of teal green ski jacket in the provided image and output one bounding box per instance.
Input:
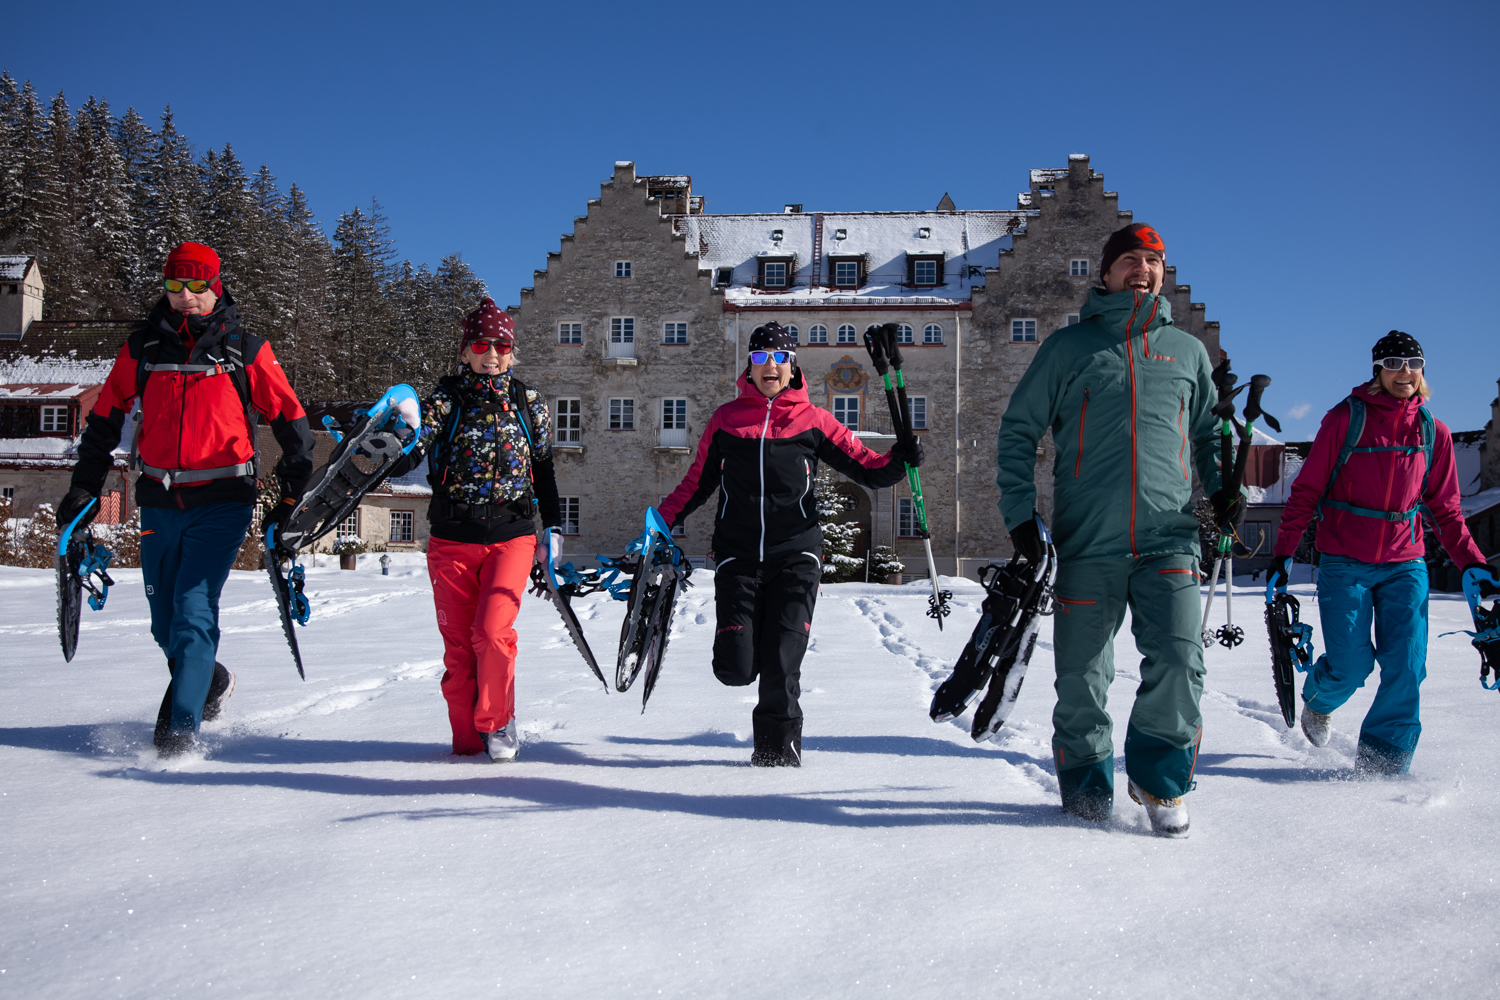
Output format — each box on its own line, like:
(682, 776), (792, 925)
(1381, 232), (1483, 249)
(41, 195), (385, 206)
(996, 288), (1223, 563)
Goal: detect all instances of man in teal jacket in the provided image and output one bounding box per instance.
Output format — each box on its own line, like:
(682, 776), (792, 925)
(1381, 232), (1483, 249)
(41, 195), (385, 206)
(995, 223), (1237, 836)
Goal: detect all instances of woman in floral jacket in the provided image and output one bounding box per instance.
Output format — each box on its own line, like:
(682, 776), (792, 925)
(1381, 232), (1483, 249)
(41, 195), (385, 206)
(406, 298), (561, 762)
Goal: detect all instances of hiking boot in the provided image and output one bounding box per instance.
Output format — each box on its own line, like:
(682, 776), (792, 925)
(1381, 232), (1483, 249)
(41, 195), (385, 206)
(202, 663), (235, 723)
(1301, 705), (1332, 747)
(483, 720), (519, 763)
(1127, 778), (1190, 838)
(750, 717), (802, 767)
(154, 729), (194, 759)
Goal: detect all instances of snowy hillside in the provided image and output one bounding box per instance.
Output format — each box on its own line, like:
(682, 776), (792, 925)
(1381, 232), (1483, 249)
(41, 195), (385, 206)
(2, 557), (1497, 997)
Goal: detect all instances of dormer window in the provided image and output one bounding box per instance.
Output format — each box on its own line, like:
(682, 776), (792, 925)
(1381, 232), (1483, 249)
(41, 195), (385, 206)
(757, 255), (796, 289)
(714, 268), (733, 286)
(907, 253), (945, 287)
(829, 254), (865, 288)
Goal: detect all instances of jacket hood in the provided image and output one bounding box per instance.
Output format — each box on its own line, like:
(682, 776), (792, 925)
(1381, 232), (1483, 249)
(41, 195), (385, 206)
(1079, 287), (1174, 335)
(1351, 382), (1425, 413)
(146, 292), (242, 358)
(736, 367), (809, 407)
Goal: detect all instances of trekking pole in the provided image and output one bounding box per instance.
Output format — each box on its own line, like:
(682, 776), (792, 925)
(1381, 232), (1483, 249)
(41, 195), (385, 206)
(1201, 359), (1239, 646)
(864, 324), (951, 627)
(1216, 375), (1282, 649)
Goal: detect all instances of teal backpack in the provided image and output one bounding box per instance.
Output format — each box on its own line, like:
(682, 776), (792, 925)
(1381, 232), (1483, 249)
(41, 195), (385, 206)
(1316, 395), (1435, 543)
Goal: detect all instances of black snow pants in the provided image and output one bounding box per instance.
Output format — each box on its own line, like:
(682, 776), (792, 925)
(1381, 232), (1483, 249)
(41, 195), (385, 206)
(712, 553), (821, 747)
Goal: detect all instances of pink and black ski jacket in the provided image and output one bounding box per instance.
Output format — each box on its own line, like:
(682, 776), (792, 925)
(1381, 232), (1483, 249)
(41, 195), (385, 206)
(658, 372), (907, 564)
(1274, 383), (1484, 566)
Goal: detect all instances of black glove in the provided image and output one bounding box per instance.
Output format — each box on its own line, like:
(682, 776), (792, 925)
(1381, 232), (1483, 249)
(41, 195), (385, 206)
(1210, 487), (1246, 534)
(1009, 516), (1045, 565)
(267, 494), (299, 538)
(1463, 563), (1499, 597)
(56, 487), (98, 530)
(1267, 556), (1292, 591)
(890, 437), (924, 468)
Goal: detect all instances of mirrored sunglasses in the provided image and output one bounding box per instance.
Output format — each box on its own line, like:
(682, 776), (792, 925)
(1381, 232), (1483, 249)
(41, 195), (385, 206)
(1377, 356), (1424, 371)
(749, 350), (794, 365)
(164, 277), (214, 294)
(468, 339), (513, 355)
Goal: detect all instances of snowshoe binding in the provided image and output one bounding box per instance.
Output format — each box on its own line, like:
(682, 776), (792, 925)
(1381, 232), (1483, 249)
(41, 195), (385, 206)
(613, 508), (692, 711)
(1265, 578), (1316, 728)
(56, 498), (115, 663)
(1460, 570), (1500, 691)
(930, 515), (1057, 742)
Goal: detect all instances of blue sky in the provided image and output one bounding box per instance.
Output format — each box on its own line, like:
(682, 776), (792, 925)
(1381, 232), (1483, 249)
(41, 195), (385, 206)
(6, 0), (1498, 440)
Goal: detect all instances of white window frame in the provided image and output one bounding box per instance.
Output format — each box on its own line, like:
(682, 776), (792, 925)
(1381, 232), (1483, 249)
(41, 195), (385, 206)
(832, 396), (860, 431)
(909, 396), (927, 431)
(659, 398), (688, 448)
(834, 260), (859, 287)
(557, 322), (582, 345)
(762, 261), (787, 288)
(922, 323), (943, 344)
(914, 259), (938, 285)
(1011, 318), (1038, 343)
(609, 316), (635, 358)
(1069, 258), (1090, 277)
(559, 497), (580, 536)
(808, 324), (828, 344)
(783, 324), (800, 344)
(608, 398), (635, 431)
(615, 261), (632, 278)
(662, 322), (688, 345)
(1, 486), (14, 500)
(896, 324), (913, 344)
(389, 509), (414, 543)
(898, 498), (916, 537)
(555, 397), (582, 444)
(40, 405), (67, 433)
(837, 324), (857, 344)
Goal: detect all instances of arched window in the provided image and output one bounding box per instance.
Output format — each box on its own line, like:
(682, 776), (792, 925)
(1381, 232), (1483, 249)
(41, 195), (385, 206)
(783, 325), (799, 343)
(808, 324), (828, 344)
(896, 324), (913, 344)
(837, 324), (857, 344)
(923, 323), (943, 344)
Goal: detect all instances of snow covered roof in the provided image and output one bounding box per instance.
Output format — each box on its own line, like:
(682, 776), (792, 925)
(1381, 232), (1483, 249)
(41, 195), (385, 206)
(0, 383), (97, 402)
(1462, 486), (1500, 519)
(0, 255), (37, 281)
(0, 357), (113, 384)
(676, 210), (1031, 307)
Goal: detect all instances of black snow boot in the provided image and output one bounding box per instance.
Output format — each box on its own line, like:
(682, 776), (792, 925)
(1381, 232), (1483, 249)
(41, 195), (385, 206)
(202, 663), (235, 723)
(750, 717), (803, 768)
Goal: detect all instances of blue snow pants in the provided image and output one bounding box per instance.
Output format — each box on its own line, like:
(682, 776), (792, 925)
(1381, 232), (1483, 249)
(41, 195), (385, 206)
(1302, 556), (1428, 774)
(140, 503), (253, 735)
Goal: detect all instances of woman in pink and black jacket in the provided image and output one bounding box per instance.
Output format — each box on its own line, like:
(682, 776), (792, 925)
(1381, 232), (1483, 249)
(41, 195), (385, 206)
(657, 323), (919, 767)
(1270, 332), (1496, 774)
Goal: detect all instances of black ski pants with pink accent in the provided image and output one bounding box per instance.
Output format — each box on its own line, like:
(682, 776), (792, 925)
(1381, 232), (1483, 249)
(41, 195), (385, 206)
(711, 553), (822, 726)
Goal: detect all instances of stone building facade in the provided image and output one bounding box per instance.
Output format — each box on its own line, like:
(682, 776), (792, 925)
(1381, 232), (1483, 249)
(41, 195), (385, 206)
(508, 157), (1221, 576)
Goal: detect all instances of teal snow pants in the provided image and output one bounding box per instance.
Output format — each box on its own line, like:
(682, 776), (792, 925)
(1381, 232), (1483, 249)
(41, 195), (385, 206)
(1302, 556), (1428, 775)
(140, 503), (254, 735)
(1051, 554), (1206, 808)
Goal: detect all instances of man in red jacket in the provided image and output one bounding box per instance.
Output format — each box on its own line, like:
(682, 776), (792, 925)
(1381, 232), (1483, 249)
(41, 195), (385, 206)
(1269, 331), (1495, 774)
(59, 242), (315, 757)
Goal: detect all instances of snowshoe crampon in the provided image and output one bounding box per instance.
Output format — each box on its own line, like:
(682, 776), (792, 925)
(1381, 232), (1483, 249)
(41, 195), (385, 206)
(930, 516), (1057, 742)
(56, 498), (115, 663)
(1265, 584), (1315, 728)
(1460, 572), (1500, 691)
(265, 523), (310, 680)
(528, 558), (608, 690)
(613, 508), (692, 711)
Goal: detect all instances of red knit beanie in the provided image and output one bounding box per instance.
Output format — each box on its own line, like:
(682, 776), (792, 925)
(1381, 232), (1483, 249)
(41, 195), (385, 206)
(164, 242), (223, 296)
(460, 298), (515, 349)
(1098, 223), (1165, 283)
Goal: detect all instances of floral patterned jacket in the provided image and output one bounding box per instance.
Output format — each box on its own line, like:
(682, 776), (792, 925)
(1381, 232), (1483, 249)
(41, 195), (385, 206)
(412, 370), (560, 531)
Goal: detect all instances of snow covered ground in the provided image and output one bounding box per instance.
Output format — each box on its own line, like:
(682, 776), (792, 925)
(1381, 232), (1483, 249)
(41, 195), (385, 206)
(3, 555), (1497, 998)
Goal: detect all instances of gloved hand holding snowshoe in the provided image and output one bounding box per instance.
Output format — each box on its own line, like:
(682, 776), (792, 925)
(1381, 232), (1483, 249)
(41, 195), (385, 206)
(1009, 514), (1046, 565)
(1267, 556), (1293, 592)
(537, 527), (563, 567)
(1210, 487), (1246, 535)
(267, 493), (299, 538)
(1463, 563), (1500, 598)
(56, 487), (98, 530)
(889, 436), (924, 468)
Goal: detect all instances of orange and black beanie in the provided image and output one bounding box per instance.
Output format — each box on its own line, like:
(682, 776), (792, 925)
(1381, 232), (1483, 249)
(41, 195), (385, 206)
(1099, 223), (1166, 282)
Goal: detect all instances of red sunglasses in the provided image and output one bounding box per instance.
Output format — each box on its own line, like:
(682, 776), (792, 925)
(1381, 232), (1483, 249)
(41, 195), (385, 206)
(467, 339), (513, 355)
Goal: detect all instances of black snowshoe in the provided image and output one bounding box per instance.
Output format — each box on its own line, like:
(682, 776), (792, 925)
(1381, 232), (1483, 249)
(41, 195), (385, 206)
(266, 384), (422, 678)
(1265, 583), (1315, 728)
(613, 508), (692, 711)
(1460, 571), (1500, 691)
(56, 498), (114, 663)
(528, 558), (609, 690)
(930, 515), (1057, 742)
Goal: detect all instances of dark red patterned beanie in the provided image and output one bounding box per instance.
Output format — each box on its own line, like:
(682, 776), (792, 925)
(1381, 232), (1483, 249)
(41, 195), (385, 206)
(460, 298), (515, 350)
(1099, 223), (1166, 282)
(164, 242), (223, 296)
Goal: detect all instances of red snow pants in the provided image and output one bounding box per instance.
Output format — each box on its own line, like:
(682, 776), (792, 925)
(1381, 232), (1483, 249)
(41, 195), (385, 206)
(426, 534), (536, 755)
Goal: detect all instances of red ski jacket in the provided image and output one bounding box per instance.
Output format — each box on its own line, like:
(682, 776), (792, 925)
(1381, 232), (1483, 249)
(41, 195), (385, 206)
(1275, 383), (1483, 567)
(658, 371), (907, 563)
(72, 296), (315, 510)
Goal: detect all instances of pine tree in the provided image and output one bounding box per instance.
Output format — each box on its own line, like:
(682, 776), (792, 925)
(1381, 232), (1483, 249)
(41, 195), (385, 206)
(112, 106), (155, 298)
(137, 106), (202, 303)
(0, 80), (46, 255)
(815, 465), (866, 582)
(75, 96), (136, 316)
(37, 91), (85, 317)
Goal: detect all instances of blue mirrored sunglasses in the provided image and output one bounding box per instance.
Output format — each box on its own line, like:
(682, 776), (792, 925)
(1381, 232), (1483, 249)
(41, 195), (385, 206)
(749, 350), (794, 365)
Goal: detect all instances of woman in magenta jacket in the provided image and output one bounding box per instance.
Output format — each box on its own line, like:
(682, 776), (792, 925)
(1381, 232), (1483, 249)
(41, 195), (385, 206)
(1270, 332), (1495, 774)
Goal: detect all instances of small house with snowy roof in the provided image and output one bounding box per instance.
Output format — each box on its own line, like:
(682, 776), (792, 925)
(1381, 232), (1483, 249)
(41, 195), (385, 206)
(0, 255), (45, 339)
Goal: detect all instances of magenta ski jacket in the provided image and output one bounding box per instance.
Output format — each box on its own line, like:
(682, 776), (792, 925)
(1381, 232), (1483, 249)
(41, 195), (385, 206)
(1274, 383), (1484, 567)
